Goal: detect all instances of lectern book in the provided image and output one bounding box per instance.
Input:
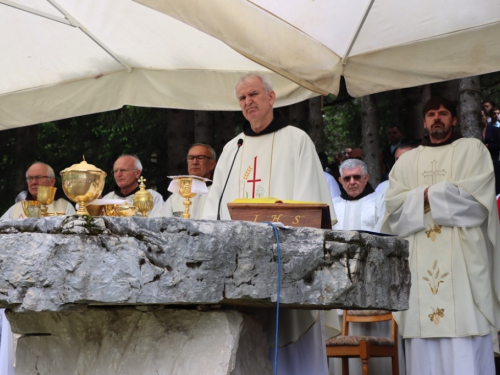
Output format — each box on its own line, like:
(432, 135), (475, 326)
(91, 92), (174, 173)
(227, 198), (331, 229)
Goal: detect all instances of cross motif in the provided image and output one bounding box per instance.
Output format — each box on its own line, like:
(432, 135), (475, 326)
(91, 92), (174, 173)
(422, 160), (446, 185)
(138, 176), (146, 184)
(247, 156), (262, 198)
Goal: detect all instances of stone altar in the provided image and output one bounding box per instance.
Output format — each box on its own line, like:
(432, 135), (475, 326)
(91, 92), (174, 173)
(0, 216), (410, 374)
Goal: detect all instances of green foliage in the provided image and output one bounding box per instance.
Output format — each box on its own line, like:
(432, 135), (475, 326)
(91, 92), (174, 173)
(323, 96), (362, 156)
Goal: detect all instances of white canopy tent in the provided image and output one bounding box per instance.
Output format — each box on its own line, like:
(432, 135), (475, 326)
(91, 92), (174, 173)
(137, 0), (500, 98)
(0, 0), (316, 130)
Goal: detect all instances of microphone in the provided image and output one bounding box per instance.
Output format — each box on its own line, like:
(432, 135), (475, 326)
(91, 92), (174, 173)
(217, 138), (244, 220)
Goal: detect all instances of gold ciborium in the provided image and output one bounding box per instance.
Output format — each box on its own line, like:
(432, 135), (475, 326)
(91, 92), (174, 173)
(178, 177), (197, 219)
(133, 176), (153, 217)
(60, 159), (106, 216)
(37, 186), (57, 217)
(22, 200), (40, 218)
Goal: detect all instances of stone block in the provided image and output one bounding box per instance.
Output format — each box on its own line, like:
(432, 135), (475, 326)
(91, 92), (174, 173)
(0, 217), (410, 311)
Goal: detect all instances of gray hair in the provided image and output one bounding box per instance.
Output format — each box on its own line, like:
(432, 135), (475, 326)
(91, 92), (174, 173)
(118, 154), (143, 171)
(235, 73), (274, 96)
(26, 161), (55, 178)
(189, 143), (217, 160)
(339, 159), (368, 177)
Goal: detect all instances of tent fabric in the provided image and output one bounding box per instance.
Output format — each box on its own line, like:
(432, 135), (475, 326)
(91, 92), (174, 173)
(0, 0), (316, 130)
(137, 0), (500, 97)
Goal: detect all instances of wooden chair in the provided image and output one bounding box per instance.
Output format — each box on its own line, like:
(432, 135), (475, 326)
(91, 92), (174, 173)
(326, 310), (399, 375)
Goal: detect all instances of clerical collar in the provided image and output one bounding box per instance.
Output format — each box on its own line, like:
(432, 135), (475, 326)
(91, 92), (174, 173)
(114, 185), (140, 198)
(421, 132), (462, 147)
(242, 110), (289, 136)
(340, 183), (375, 201)
(26, 189), (64, 202)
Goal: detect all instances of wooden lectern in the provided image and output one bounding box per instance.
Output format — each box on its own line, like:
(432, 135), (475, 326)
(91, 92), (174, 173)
(227, 202), (332, 229)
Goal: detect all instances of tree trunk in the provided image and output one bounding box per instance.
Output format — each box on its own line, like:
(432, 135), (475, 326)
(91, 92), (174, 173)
(288, 100), (309, 132)
(194, 111), (214, 145)
(309, 96), (324, 152)
(431, 79), (460, 102)
(361, 95), (381, 188)
(213, 111), (236, 158)
(458, 76), (482, 140)
(399, 85), (429, 141)
(166, 109), (194, 176)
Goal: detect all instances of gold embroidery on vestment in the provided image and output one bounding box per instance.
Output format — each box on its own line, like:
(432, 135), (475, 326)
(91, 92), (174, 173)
(244, 166), (252, 180)
(425, 224), (442, 241)
(428, 307), (445, 325)
(422, 259), (449, 295)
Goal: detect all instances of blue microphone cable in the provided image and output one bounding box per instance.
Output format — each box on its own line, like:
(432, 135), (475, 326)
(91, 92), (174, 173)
(265, 222), (282, 375)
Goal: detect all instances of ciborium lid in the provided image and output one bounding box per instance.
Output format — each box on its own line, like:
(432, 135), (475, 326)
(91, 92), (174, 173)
(60, 158), (105, 174)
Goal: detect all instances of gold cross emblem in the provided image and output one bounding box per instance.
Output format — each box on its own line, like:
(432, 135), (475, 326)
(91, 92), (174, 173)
(422, 160), (446, 184)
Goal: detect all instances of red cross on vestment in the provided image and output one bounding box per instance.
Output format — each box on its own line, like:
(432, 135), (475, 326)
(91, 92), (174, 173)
(247, 156), (262, 198)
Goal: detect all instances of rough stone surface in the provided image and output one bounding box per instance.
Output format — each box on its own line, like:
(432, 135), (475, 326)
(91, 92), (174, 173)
(0, 216), (410, 311)
(8, 308), (272, 375)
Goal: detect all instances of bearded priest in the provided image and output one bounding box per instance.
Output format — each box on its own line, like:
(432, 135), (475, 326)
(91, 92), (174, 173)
(383, 97), (500, 375)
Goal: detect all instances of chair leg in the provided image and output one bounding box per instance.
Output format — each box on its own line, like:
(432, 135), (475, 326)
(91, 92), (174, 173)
(360, 341), (370, 375)
(392, 354), (400, 375)
(341, 358), (349, 375)
(361, 358), (369, 375)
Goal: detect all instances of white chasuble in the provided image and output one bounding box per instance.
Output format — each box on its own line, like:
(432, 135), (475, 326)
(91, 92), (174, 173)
(383, 138), (500, 352)
(332, 192), (385, 232)
(238, 133), (275, 199)
(152, 186), (211, 220)
(2, 198), (75, 220)
(203, 126), (336, 224)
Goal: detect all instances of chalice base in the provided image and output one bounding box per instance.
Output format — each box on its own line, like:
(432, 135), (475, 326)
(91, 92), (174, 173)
(75, 201), (90, 216)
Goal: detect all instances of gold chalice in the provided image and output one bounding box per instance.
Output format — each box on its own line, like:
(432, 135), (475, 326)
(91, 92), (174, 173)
(37, 186), (57, 217)
(133, 176), (153, 217)
(116, 203), (138, 217)
(178, 177), (197, 219)
(60, 159), (106, 216)
(87, 204), (104, 216)
(22, 200), (40, 218)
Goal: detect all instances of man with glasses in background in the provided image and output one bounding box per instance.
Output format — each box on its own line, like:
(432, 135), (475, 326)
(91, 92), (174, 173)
(329, 158), (389, 374)
(1, 161), (75, 219)
(153, 144), (216, 219)
(332, 158), (385, 232)
(103, 154), (163, 217)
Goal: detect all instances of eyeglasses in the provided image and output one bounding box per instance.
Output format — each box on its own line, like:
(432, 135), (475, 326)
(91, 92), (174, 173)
(112, 168), (137, 175)
(341, 174), (363, 182)
(26, 175), (51, 182)
(187, 155), (213, 162)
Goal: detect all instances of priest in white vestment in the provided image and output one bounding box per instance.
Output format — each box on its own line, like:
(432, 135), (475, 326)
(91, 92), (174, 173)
(1, 162), (75, 220)
(332, 158), (385, 232)
(102, 155), (163, 217)
(318, 151), (341, 199)
(329, 158), (401, 375)
(203, 74), (339, 375)
(383, 97), (500, 375)
(1, 162), (75, 374)
(152, 144), (216, 219)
